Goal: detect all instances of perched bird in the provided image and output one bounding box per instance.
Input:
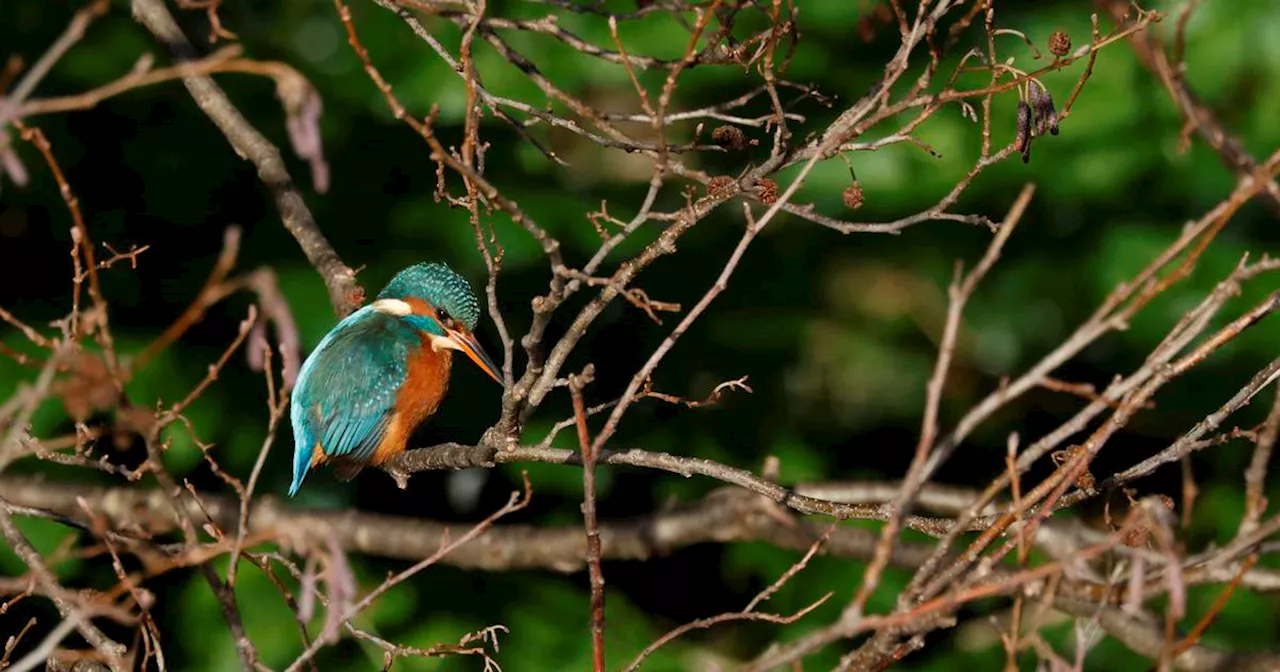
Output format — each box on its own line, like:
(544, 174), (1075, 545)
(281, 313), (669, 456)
(288, 262), (502, 496)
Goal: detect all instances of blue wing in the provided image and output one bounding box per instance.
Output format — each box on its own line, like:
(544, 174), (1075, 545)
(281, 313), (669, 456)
(288, 306), (412, 495)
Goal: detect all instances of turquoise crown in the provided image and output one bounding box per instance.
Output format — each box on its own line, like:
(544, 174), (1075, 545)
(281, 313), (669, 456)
(377, 262), (482, 331)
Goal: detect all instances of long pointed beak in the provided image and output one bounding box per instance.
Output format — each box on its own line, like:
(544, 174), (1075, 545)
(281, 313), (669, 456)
(448, 329), (503, 385)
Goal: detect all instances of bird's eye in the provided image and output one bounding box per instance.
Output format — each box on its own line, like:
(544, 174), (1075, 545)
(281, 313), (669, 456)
(436, 307), (451, 325)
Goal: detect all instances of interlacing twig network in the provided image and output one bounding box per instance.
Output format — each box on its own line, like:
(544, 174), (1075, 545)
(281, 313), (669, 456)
(2, 0), (1280, 670)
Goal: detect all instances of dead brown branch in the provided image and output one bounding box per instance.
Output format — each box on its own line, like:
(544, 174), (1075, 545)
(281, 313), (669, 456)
(129, 0), (362, 316)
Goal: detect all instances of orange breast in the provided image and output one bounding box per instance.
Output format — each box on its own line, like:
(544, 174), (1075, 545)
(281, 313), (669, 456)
(368, 337), (453, 465)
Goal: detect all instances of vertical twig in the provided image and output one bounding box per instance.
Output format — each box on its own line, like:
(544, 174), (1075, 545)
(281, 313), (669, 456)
(10, 121), (120, 379)
(228, 346), (287, 588)
(848, 183), (1035, 620)
(1240, 391), (1280, 534)
(570, 365), (606, 672)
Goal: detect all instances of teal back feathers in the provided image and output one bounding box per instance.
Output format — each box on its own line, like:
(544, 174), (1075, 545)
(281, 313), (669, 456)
(288, 306), (412, 495)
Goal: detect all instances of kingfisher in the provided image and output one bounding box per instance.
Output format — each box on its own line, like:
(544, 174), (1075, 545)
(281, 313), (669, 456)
(287, 261), (502, 496)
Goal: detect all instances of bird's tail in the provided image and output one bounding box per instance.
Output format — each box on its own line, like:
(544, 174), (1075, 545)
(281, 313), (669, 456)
(288, 460), (308, 497)
(289, 402), (316, 496)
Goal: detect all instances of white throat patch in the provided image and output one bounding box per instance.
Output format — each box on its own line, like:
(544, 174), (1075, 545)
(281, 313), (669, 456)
(428, 333), (464, 353)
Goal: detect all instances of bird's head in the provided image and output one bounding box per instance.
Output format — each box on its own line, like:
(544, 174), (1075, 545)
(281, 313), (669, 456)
(371, 262), (502, 384)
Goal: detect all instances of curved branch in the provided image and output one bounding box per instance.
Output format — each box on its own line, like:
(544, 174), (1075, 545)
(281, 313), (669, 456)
(129, 0), (363, 316)
(383, 442), (982, 535)
(0, 476), (932, 573)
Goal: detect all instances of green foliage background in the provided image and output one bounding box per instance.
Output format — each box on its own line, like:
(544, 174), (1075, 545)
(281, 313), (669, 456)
(2, 0), (1279, 669)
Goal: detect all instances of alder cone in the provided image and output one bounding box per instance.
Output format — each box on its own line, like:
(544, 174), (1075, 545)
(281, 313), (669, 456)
(1049, 30), (1071, 57)
(755, 178), (778, 204)
(843, 183), (864, 209)
(711, 125), (746, 151)
(707, 175), (735, 196)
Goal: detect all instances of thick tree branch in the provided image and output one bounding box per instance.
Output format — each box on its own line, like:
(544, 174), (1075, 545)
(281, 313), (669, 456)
(6, 476), (1279, 599)
(384, 442), (984, 536)
(128, 0), (362, 316)
(0, 476), (931, 573)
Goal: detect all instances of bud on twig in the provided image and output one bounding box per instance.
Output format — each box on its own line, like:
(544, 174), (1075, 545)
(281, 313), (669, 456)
(1048, 30), (1071, 58)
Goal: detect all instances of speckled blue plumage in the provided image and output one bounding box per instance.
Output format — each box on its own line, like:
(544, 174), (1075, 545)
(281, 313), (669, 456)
(288, 262), (482, 496)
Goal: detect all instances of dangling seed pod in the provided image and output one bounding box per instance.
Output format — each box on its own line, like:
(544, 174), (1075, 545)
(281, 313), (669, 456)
(1048, 30), (1071, 58)
(1015, 100), (1033, 163)
(1028, 79), (1059, 137)
(838, 153), (862, 207)
(711, 125), (747, 151)
(843, 183), (864, 209)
